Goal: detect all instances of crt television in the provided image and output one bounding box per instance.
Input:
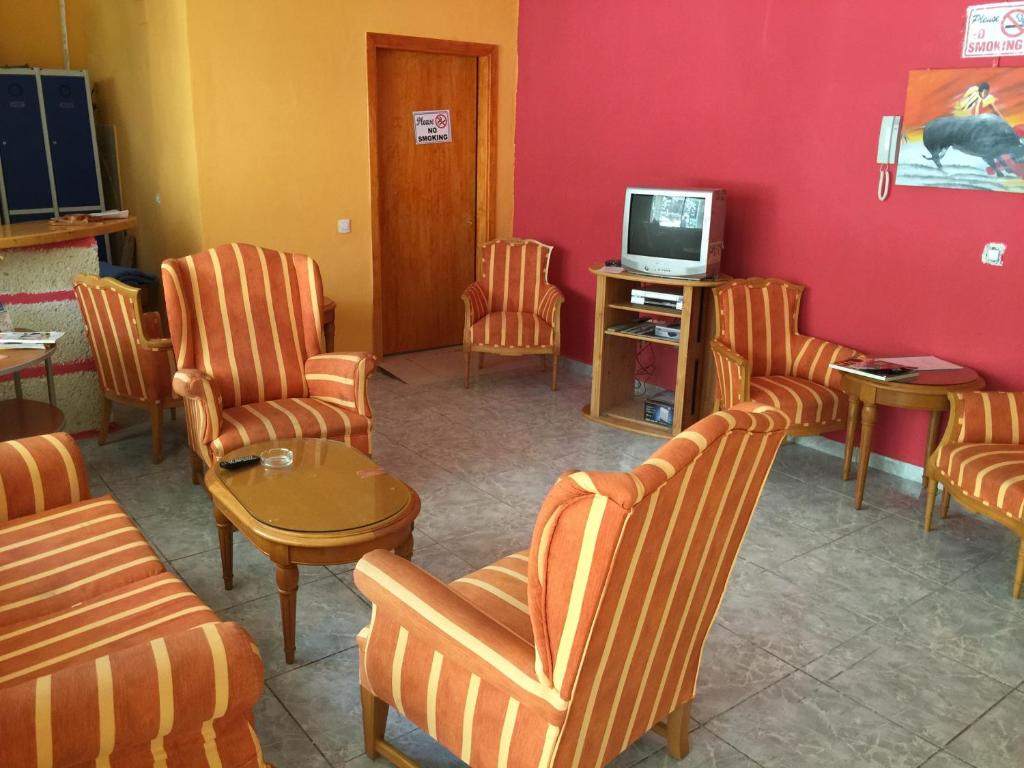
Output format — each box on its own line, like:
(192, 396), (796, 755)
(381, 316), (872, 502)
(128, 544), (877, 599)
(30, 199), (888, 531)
(620, 187), (725, 278)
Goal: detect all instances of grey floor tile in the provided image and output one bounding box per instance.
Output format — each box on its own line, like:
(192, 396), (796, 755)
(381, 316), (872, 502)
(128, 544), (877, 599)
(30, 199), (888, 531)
(691, 624), (795, 723)
(134, 504), (220, 561)
(826, 632), (1011, 744)
(882, 590), (1024, 687)
(947, 689), (1024, 768)
(105, 464), (211, 522)
(222, 576), (370, 677)
(627, 728), (761, 768)
(738, 509), (836, 570)
(949, 554), (1024, 612)
(919, 753), (975, 768)
(706, 672), (938, 768)
(757, 472), (890, 537)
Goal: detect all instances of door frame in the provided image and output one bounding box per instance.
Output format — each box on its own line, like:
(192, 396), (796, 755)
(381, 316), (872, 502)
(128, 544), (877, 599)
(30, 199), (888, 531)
(367, 32), (498, 358)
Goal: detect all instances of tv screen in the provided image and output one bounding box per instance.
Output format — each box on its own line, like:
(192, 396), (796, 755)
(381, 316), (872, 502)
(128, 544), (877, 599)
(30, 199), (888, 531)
(626, 193), (705, 261)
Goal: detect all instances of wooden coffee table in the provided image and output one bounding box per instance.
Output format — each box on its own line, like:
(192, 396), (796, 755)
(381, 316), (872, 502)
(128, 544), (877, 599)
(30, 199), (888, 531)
(205, 437), (420, 663)
(0, 344), (64, 441)
(841, 367), (984, 509)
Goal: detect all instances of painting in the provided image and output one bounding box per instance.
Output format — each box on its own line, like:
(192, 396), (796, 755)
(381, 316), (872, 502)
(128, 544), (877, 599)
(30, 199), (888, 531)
(895, 67), (1024, 193)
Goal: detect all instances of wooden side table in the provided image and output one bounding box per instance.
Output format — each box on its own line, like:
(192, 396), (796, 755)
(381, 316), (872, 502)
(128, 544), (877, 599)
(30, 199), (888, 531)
(841, 367), (984, 509)
(0, 345), (64, 441)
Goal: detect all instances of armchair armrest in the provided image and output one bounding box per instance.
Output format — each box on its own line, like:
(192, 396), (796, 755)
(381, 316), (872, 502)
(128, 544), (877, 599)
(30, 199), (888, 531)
(952, 391), (1023, 445)
(536, 284), (565, 329)
(172, 369), (223, 451)
(461, 282), (489, 329)
(0, 433), (90, 519)
(790, 334), (859, 390)
(0, 622), (263, 768)
(305, 352), (376, 418)
(710, 340), (751, 408)
(355, 550), (566, 724)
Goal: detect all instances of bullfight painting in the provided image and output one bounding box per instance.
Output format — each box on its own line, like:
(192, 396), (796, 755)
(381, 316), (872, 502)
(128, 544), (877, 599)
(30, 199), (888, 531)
(896, 67), (1024, 194)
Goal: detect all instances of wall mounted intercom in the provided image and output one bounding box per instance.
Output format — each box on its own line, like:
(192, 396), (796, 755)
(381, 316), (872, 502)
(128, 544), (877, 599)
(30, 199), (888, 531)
(876, 115), (901, 201)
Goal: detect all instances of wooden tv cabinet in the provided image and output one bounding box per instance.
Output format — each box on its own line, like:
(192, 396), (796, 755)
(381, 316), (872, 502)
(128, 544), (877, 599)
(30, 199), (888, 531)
(583, 266), (727, 438)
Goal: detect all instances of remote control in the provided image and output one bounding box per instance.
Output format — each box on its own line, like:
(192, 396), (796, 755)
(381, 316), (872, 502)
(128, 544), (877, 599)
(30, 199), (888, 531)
(219, 455), (261, 470)
(605, 259), (621, 267)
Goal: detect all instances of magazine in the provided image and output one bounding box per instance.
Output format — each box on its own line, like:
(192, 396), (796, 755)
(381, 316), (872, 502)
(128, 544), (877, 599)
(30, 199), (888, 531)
(829, 357), (919, 382)
(0, 331), (64, 347)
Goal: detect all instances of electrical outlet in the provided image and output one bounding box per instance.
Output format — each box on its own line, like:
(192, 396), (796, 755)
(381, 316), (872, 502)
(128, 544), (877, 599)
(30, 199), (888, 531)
(981, 242), (1005, 266)
(337, 219), (351, 234)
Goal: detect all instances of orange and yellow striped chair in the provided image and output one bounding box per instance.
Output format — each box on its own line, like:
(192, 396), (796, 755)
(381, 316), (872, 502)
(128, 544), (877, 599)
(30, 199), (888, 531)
(161, 243), (375, 482)
(73, 274), (181, 463)
(354, 404), (789, 768)
(711, 277), (859, 436)
(925, 391), (1024, 598)
(462, 238), (564, 390)
(0, 432), (268, 767)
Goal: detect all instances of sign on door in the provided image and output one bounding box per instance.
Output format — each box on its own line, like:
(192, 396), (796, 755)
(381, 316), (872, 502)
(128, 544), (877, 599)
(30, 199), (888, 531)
(413, 110), (452, 144)
(963, 3), (1024, 57)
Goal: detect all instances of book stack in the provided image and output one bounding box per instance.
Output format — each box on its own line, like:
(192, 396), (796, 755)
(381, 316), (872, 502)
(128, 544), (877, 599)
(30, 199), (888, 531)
(0, 331), (65, 350)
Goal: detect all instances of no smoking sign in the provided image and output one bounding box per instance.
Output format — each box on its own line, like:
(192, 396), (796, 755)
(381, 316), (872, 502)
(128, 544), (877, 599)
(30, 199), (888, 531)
(964, 2), (1024, 56)
(412, 110), (452, 144)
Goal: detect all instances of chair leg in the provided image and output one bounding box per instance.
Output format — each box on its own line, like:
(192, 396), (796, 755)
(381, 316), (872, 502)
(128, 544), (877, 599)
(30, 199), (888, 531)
(665, 700), (690, 759)
(478, 352), (485, 369)
(170, 406), (177, 421)
(97, 397), (112, 445)
(551, 351), (559, 391)
(923, 478), (938, 532)
(1014, 538), (1024, 600)
(940, 488), (951, 519)
(360, 686), (388, 758)
(464, 347), (471, 388)
(190, 451), (203, 485)
(150, 405), (163, 464)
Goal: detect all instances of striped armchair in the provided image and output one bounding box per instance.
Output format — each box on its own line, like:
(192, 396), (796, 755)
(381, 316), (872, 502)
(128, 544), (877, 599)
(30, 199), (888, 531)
(462, 239), (564, 390)
(925, 391), (1024, 598)
(354, 404), (789, 768)
(161, 243), (375, 482)
(711, 277), (859, 436)
(0, 433), (267, 767)
(73, 274), (180, 463)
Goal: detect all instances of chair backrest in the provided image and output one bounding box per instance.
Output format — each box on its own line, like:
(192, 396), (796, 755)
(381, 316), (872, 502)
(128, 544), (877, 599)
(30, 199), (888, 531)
(73, 274), (174, 403)
(161, 243), (324, 409)
(479, 239), (554, 314)
(527, 405), (788, 767)
(714, 277), (804, 377)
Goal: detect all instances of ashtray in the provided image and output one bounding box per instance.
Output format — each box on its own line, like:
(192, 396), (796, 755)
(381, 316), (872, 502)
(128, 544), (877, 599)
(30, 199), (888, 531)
(260, 448), (294, 469)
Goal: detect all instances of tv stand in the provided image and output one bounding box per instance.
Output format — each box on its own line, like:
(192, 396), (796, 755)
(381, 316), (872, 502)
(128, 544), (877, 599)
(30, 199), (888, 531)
(583, 266), (727, 437)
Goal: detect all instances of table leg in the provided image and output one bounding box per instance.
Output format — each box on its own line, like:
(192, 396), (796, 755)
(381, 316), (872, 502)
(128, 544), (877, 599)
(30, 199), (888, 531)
(277, 564), (299, 664)
(843, 394), (861, 482)
(396, 530), (414, 560)
(44, 357), (56, 406)
(13, 371), (22, 400)
(854, 403), (877, 510)
(213, 507), (235, 590)
(923, 410), (942, 487)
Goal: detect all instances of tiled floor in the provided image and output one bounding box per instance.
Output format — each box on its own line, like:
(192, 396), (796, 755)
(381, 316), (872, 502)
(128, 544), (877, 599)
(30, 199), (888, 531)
(80, 352), (1024, 768)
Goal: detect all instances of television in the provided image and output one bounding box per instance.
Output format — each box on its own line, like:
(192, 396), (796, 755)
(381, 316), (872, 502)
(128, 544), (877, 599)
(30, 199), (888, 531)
(620, 187), (725, 279)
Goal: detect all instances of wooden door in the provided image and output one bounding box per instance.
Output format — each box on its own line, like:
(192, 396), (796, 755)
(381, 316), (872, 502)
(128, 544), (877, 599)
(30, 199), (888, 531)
(377, 49), (478, 354)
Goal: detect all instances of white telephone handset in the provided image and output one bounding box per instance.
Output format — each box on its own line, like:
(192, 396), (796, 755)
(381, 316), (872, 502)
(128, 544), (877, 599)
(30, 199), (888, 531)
(876, 115), (901, 201)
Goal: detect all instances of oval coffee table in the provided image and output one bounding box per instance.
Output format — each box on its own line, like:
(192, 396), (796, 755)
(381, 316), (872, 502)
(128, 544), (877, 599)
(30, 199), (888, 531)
(841, 366), (984, 509)
(205, 437), (420, 663)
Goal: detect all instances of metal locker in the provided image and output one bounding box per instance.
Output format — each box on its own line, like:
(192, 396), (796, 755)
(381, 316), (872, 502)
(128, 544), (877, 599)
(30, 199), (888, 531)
(41, 72), (102, 211)
(0, 70), (57, 220)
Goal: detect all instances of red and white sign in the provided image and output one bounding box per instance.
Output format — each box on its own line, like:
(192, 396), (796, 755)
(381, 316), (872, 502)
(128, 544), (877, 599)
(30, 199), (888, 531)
(412, 110), (452, 144)
(963, 3), (1024, 57)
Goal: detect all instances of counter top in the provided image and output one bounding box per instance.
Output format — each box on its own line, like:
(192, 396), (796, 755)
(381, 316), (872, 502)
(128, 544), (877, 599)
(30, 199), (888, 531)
(0, 216), (136, 250)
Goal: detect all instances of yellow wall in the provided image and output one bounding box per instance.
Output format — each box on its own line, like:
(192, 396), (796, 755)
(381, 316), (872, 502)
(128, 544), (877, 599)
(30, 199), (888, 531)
(185, 0), (519, 350)
(0, 0), (88, 69)
(78, 0), (204, 273)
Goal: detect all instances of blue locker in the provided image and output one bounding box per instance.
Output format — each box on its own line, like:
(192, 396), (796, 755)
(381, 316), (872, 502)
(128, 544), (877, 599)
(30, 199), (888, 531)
(41, 73), (102, 210)
(0, 71), (56, 214)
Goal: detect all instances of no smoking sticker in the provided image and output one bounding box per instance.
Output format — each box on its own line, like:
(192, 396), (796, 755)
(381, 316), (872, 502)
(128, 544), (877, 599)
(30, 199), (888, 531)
(413, 110), (452, 144)
(964, 3), (1024, 56)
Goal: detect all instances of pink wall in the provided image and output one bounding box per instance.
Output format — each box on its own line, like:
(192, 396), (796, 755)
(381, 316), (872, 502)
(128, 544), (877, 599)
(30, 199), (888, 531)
(513, 0), (1024, 466)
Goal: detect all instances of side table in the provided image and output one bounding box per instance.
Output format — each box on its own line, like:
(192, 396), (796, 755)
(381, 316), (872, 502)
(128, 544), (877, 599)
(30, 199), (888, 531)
(0, 345), (64, 441)
(841, 367), (984, 509)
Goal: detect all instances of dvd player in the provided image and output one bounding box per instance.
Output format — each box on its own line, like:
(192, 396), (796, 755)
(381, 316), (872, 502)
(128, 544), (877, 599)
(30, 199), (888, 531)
(630, 288), (683, 310)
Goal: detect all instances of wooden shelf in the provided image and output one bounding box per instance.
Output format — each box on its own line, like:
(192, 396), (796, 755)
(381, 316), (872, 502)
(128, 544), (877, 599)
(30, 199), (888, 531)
(604, 329), (680, 347)
(582, 402), (672, 438)
(607, 302), (682, 319)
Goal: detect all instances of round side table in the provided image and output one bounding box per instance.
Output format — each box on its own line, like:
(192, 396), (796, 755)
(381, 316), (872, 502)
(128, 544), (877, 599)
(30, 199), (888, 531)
(0, 344), (64, 441)
(841, 367), (984, 509)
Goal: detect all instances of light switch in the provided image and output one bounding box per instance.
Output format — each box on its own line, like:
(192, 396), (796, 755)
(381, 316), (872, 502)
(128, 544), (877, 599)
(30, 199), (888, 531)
(337, 219), (351, 234)
(981, 242), (1005, 266)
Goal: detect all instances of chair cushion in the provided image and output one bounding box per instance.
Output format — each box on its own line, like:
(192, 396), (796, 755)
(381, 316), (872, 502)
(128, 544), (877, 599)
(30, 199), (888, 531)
(470, 312), (554, 349)
(0, 573), (217, 687)
(749, 375), (846, 428)
(449, 551), (534, 644)
(0, 497), (164, 628)
(212, 397), (371, 458)
(935, 443), (1024, 521)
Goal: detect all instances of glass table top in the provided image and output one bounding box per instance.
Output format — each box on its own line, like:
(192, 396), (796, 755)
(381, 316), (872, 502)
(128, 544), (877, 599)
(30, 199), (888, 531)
(214, 438), (412, 533)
